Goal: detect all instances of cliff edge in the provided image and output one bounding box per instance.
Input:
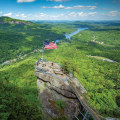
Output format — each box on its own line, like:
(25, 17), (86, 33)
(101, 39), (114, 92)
(35, 59), (86, 120)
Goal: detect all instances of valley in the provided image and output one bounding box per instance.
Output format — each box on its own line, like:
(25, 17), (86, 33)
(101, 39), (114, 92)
(0, 17), (120, 120)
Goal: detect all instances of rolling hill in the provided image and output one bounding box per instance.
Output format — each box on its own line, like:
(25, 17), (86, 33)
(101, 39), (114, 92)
(0, 16), (64, 64)
(0, 17), (120, 120)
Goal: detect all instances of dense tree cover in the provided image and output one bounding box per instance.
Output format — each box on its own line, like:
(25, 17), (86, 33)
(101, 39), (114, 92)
(39, 24), (120, 118)
(70, 21), (120, 30)
(0, 18), (120, 119)
(50, 24), (76, 34)
(43, 41), (120, 118)
(0, 55), (70, 120)
(71, 30), (120, 62)
(0, 58), (44, 120)
(0, 17), (65, 64)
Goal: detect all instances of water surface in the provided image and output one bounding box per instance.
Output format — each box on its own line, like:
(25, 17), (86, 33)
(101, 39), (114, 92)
(65, 28), (88, 40)
(55, 27), (88, 43)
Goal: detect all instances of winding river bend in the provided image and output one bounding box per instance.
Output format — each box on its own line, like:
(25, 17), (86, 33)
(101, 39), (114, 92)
(55, 27), (88, 43)
(65, 28), (88, 39)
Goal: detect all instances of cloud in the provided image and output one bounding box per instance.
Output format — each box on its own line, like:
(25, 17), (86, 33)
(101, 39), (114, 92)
(15, 14), (20, 17)
(88, 12), (97, 16)
(53, 4), (64, 8)
(42, 4), (64, 9)
(68, 12), (87, 17)
(25, 11), (97, 20)
(3, 12), (13, 17)
(68, 12), (77, 17)
(17, 0), (35, 3)
(21, 14), (27, 18)
(39, 13), (47, 17)
(15, 13), (27, 18)
(78, 12), (87, 17)
(68, 12), (97, 17)
(108, 11), (120, 16)
(47, 0), (69, 2)
(42, 4), (97, 10)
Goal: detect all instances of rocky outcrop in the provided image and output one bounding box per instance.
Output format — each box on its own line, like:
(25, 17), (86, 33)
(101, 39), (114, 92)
(0, 21), (31, 25)
(35, 60), (86, 120)
(8, 21), (31, 25)
(0, 20), (31, 25)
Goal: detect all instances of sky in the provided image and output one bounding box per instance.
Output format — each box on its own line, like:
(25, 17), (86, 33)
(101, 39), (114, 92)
(0, 0), (120, 20)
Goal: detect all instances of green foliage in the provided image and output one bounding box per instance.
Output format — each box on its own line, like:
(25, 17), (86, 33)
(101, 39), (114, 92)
(0, 19), (120, 119)
(50, 116), (69, 120)
(71, 30), (120, 62)
(116, 96), (120, 107)
(51, 24), (76, 34)
(43, 32), (120, 118)
(0, 17), (65, 64)
(0, 16), (31, 24)
(56, 100), (66, 109)
(0, 58), (44, 120)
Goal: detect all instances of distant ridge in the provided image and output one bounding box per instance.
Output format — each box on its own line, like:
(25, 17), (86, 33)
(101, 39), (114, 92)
(0, 16), (32, 25)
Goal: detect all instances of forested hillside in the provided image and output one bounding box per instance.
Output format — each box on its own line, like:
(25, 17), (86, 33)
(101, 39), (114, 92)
(43, 30), (120, 118)
(0, 18), (120, 119)
(0, 17), (64, 64)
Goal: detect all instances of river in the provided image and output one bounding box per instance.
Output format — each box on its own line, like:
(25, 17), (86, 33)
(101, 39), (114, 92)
(65, 28), (88, 40)
(55, 27), (88, 43)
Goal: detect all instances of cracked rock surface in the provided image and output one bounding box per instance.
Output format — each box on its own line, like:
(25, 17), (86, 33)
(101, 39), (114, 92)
(35, 60), (86, 120)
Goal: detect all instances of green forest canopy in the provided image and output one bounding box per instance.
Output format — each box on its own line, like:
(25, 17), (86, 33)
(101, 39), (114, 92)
(0, 17), (120, 119)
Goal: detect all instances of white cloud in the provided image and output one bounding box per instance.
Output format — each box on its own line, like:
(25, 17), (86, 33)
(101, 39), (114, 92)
(68, 12), (87, 17)
(0, 11), (2, 14)
(53, 4), (64, 9)
(47, 0), (69, 2)
(78, 12), (88, 16)
(3, 12), (13, 17)
(17, 0), (35, 3)
(42, 4), (97, 10)
(42, 4), (64, 9)
(14, 13), (27, 18)
(71, 5), (96, 10)
(23, 11), (97, 20)
(88, 12), (97, 16)
(68, 11), (97, 17)
(32, 13), (49, 19)
(21, 14), (27, 18)
(39, 13), (48, 17)
(15, 14), (20, 17)
(108, 11), (120, 16)
(68, 12), (77, 17)
(2, 11), (98, 20)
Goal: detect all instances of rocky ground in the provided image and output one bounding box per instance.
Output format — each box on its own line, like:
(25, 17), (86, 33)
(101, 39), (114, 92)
(35, 59), (86, 120)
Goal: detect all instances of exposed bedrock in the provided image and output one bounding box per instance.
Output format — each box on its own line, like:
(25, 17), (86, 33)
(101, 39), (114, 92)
(35, 60), (86, 120)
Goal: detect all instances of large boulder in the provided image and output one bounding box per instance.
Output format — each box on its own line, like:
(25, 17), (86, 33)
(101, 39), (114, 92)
(35, 60), (86, 120)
